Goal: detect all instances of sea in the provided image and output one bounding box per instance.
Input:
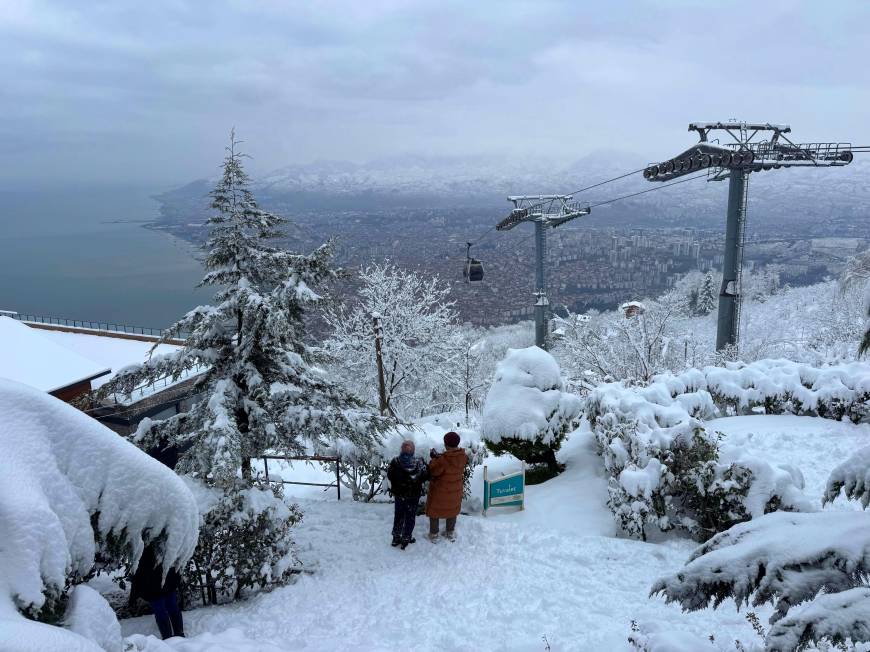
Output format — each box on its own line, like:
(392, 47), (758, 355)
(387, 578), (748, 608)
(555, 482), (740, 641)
(0, 185), (210, 330)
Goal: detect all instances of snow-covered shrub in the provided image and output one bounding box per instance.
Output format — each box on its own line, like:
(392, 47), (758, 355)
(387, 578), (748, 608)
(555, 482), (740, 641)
(652, 511), (870, 651)
(63, 585), (122, 652)
(0, 379), (198, 638)
(654, 438), (870, 651)
(826, 445), (870, 508)
(481, 347), (582, 475)
(587, 380), (809, 541)
(182, 477), (300, 606)
(654, 359), (870, 423)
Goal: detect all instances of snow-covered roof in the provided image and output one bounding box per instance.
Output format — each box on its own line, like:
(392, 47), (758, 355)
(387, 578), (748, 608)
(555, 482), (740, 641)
(34, 328), (180, 389)
(0, 317), (111, 393)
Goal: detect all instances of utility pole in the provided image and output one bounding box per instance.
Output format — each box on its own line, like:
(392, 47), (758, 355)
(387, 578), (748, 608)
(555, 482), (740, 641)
(371, 313), (389, 416)
(643, 121), (854, 352)
(498, 195), (591, 349)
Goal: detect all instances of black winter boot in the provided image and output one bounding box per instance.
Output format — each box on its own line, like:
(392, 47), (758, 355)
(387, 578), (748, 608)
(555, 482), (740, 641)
(391, 535), (401, 547)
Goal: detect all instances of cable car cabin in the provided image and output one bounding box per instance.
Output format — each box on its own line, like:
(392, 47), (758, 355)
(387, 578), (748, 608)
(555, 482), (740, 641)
(464, 258), (484, 282)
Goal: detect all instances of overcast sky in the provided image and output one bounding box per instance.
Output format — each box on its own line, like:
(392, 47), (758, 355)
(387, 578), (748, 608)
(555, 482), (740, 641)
(3, 0), (869, 187)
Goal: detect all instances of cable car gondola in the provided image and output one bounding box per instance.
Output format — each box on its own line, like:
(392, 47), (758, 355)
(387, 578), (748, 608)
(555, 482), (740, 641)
(463, 242), (484, 283)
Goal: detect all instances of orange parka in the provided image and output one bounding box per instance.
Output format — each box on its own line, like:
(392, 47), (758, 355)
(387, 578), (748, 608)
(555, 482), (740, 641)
(425, 447), (468, 519)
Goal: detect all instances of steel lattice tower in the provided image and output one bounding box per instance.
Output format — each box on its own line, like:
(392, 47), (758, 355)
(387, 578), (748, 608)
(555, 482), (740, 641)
(497, 196), (591, 349)
(644, 121), (854, 352)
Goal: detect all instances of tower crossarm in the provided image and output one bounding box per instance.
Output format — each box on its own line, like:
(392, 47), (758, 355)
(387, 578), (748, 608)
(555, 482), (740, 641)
(645, 121), (854, 182)
(498, 194), (591, 231)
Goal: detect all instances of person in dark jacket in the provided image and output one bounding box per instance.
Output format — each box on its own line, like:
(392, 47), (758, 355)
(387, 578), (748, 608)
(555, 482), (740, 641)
(426, 431), (468, 542)
(386, 440), (428, 549)
(130, 543), (184, 639)
(131, 436), (188, 639)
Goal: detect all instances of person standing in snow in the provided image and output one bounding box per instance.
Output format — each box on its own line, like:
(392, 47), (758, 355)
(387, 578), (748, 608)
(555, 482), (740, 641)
(130, 543), (185, 639)
(129, 436), (187, 639)
(426, 431), (468, 542)
(387, 440), (429, 549)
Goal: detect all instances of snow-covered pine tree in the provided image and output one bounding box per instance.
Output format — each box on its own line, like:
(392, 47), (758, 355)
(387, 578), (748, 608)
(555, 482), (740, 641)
(99, 132), (388, 602)
(103, 131), (387, 481)
(696, 271), (717, 315)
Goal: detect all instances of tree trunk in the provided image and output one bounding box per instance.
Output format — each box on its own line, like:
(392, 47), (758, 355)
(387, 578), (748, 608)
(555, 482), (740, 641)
(241, 456), (252, 481)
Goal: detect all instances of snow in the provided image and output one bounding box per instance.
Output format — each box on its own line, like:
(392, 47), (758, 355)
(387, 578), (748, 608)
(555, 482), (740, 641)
(0, 378), (199, 644)
(121, 416), (870, 651)
(0, 316), (110, 392)
(481, 346), (582, 444)
(64, 585), (123, 652)
(35, 328), (180, 389)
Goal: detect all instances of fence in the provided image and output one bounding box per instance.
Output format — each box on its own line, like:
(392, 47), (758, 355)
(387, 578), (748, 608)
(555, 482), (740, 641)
(260, 454), (342, 500)
(5, 310), (179, 338)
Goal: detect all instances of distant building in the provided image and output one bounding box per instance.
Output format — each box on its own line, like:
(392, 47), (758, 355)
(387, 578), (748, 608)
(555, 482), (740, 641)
(620, 301), (646, 318)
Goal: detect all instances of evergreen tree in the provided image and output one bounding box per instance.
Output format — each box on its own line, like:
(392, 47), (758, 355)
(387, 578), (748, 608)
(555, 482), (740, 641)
(102, 131), (387, 485)
(696, 271), (717, 316)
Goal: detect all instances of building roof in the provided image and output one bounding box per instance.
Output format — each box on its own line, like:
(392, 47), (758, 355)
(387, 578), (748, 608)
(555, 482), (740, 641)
(35, 328), (179, 390)
(0, 317), (111, 393)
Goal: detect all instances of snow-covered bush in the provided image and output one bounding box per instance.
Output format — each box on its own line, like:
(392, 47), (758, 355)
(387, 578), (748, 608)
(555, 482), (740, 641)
(654, 437), (870, 652)
(587, 380), (809, 541)
(0, 378), (198, 642)
(325, 423), (486, 502)
(481, 347), (582, 474)
(182, 478), (300, 606)
(652, 511), (870, 651)
(826, 445), (870, 508)
(654, 359), (870, 423)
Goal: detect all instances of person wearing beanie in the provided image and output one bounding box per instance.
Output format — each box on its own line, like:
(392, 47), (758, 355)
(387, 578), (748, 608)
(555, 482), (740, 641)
(425, 431), (468, 542)
(386, 440), (428, 549)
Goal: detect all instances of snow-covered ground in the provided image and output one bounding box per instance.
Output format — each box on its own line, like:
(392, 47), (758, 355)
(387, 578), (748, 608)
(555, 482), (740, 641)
(117, 415), (870, 651)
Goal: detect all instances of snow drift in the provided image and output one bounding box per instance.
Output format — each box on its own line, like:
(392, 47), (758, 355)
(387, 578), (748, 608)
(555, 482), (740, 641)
(0, 378), (199, 646)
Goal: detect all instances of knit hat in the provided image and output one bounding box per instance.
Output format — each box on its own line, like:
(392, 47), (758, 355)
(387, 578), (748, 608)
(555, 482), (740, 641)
(443, 431), (461, 448)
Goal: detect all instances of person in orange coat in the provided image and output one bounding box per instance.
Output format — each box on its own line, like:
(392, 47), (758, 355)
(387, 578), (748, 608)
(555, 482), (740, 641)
(425, 431), (468, 542)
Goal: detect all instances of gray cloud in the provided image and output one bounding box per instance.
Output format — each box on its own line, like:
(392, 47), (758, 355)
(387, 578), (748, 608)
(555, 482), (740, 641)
(1, 0), (868, 187)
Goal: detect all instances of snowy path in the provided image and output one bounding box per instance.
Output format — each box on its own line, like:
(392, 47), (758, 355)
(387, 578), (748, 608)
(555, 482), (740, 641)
(121, 418), (870, 651)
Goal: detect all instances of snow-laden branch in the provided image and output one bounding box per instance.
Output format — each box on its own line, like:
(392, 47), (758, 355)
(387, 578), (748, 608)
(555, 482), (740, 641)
(651, 511), (870, 623)
(0, 379), (199, 616)
(825, 444), (870, 507)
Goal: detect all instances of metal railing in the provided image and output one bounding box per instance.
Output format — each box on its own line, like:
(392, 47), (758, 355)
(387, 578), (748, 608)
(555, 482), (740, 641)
(260, 454), (342, 500)
(6, 310), (177, 338)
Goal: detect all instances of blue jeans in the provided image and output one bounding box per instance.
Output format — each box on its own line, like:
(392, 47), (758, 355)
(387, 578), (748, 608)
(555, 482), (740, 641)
(392, 496), (420, 542)
(149, 591), (184, 639)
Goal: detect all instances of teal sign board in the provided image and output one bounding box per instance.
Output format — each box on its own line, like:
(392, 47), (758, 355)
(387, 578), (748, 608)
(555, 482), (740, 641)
(483, 466), (525, 514)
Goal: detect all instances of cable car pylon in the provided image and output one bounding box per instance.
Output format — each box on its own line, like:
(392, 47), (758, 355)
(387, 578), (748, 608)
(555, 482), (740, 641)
(644, 121), (855, 353)
(497, 195), (591, 349)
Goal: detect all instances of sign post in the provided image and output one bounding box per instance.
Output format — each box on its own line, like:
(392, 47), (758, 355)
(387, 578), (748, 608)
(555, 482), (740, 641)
(483, 463), (526, 516)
